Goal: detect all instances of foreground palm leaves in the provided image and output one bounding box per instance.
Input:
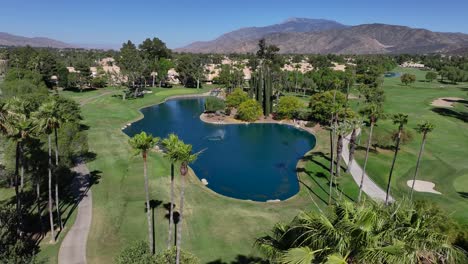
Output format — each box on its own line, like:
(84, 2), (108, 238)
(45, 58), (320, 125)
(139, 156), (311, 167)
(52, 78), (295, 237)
(256, 199), (466, 264)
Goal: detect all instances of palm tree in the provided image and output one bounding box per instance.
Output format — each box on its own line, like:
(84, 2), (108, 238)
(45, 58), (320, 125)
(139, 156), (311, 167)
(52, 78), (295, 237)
(410, 121), (435, 201)
(129, 132), (159, 254)
(33, 101), (58, 243)
(335, 122), (351, 178)
(346, 118), (363, 173)
(256, 199), (466, 264)
(162, 133), (180, 249)
(175, 141), (200, 264)
(328, 90), (340, 205)
(385, 113), (408, 205)
(5, 97), (35, 236)
(358, 103), (383, 202)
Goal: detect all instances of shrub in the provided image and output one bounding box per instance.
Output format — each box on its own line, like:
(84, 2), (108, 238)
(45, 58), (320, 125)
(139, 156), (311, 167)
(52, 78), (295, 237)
(294, 108), (312, 120)
(116, 241), (200, 264)
(226, 88), (249, 108)
(90, 76), (108, 88)
(237, 99), (262, 122)
(204, 96), (225, 113)
(391, 128), (414, 145)
(400, 73), (416, 85)
(276, 96), (303, 119)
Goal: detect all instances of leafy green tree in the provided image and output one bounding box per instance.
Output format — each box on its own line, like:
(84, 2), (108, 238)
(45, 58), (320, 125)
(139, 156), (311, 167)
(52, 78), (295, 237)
(204, 97), (226, 113)
(276, 96), (302, 119)
(256, 199), (466, 264)
(115, 241), (200, 264)
(237, 99), (263, 122)
(118, 40), (143, 95)
(156, 58), (174, 86)
(308, 91), (347, 124)
(385, 113), (408, 205)
(129, 132), (159, 254)
(400, 73), (416, 86)
(226, 88), (249, 108)
(425, 71), (438, 82)
(410, 121), (435, 201)
(358, 103), (384, 202)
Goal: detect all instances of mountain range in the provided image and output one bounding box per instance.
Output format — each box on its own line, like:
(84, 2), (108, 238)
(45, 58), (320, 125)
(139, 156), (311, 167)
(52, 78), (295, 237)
(176, 18), (468, 54)
(0, 32), (74, 49)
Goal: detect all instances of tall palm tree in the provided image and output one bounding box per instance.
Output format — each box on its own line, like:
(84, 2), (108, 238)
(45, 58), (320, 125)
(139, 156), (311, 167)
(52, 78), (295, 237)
(410, 121), (435, 201)
(162, 133), (180, 249)
(335, 122), (351, 178)
(5, 97), (35, 236)
(129, 132), (159, 254)
(346, 118), (363, 173)
(358, 103), (383, 202)
(33, 101), (58, 243)
(328, 89), (340, 205)
(385, 113), (408, 205)
(175, 141), (200, 264)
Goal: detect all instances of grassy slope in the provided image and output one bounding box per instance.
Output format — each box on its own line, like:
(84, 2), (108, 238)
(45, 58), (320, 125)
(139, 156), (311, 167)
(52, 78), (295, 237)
(354, 67), (468, 222)
(67, 86), (355, 263)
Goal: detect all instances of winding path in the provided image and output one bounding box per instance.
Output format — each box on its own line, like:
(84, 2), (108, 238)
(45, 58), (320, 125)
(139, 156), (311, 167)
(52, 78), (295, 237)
(341, 129), (394, 202)
(58, 160), (92, 264)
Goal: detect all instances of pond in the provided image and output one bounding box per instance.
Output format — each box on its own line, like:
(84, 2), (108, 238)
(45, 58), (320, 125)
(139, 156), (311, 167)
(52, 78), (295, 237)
(123, 98), (316, 202)
(384, 72), (401, 78)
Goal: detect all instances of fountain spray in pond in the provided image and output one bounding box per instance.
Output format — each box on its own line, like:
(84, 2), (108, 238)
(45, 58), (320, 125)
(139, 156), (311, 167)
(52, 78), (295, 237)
(206, 129), (226, 141)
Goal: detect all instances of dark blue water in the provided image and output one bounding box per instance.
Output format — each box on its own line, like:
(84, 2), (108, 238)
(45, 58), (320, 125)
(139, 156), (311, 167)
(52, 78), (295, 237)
(124, 98), (316, 201)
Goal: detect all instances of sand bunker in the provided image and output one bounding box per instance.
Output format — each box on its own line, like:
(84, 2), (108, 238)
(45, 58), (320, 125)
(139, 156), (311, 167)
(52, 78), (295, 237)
(407, 180), (441, 194)
(431, 97), (464, 108)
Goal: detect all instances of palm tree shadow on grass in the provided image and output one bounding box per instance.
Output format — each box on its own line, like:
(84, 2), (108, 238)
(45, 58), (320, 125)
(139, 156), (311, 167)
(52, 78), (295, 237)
(297, 152), (356, 204)
(163, 202), (181, 247)
(458, 192), (468, 199)
(431, 107), (468, 122)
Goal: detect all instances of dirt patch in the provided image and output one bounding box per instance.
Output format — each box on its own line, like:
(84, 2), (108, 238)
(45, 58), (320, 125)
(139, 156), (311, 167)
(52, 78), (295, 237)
(406, 180), (441, 194)
(431, 97), (464, 108)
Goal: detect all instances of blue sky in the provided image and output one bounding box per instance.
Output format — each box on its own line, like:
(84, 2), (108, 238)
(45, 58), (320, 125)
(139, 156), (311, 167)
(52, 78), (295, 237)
(1, 0), (467, 49)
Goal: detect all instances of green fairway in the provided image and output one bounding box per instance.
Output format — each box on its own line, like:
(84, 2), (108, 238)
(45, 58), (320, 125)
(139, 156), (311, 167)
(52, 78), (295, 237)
(354, 67), (468, 222)
(69, 86), (352, 263)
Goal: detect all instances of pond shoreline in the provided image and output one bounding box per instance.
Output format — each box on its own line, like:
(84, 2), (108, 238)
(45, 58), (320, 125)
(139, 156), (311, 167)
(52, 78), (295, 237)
(199, 112), (320, 136)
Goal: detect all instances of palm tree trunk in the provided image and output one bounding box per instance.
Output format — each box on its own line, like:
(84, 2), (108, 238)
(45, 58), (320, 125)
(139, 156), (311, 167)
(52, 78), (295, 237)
(328, 124), (335, 205)
(54, 128), (63, 230)
(14, 142), (22, 236)
(37, 181), (44, 235)
(335, 135), (343, 177)
(410, 133), (427, 201)
(48, 134), (56, 243)
(385, 127), (402, 205)
(143, 153), (154, 254)
(358, 122), (374, 203)
(176, 168), (187, 264)
(20, 143), (24, 190)
(347, 128), (357, 173)
(167, 163), (175, 249)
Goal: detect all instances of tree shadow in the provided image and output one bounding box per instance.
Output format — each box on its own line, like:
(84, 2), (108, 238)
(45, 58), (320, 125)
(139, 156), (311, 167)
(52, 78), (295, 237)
(207, 255), (269, 264)
(431, 107), (468, 122)
(163, 202), (180, 247)
(63, 87), (97, 93)
(458, 192), (468, 199)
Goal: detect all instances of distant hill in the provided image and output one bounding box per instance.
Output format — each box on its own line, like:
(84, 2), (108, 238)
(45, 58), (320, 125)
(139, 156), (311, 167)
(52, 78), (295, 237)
(0, 32), (74, 48)
(176, 19), (468, 54)
(177, 18), (348, 53)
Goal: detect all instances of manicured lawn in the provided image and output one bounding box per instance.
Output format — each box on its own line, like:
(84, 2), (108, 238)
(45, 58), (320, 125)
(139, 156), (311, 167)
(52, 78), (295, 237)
(353, 67), (468, 222)
(71, 86), (349, 263)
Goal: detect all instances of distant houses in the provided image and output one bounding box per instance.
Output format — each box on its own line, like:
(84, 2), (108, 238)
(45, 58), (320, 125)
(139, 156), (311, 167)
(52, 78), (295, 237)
(400, 61), (426, 68)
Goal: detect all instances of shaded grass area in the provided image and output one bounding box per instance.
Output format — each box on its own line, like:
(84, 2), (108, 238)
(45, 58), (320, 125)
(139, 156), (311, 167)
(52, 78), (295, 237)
(70, 86), (354, 263)
(353, 67), (468, 222)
